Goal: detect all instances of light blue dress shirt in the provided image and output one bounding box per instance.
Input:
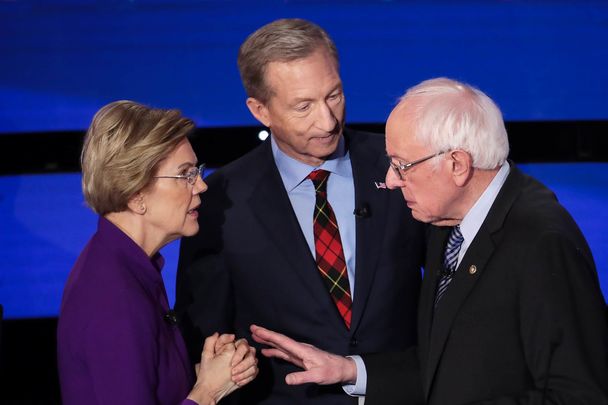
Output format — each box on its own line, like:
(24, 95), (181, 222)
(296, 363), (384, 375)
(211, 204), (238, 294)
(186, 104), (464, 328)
(457, 162), (510, 266)
(347, 162), (511, 400)
(270, 135), (357, 296)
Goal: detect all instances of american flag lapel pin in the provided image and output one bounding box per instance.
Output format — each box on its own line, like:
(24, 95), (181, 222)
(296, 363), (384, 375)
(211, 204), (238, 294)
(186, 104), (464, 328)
(374, 182), (387, 189)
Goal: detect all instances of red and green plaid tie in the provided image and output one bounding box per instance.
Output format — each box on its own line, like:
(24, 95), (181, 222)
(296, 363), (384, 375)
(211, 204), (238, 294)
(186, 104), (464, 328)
(308, 169), (352, 329)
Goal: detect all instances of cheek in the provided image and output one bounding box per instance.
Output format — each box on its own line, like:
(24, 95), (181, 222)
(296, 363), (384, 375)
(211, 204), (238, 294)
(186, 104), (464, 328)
(332, 103), (345, 121)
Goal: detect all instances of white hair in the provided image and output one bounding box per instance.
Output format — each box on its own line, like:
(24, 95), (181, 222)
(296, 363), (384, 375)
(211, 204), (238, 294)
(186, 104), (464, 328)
(398, 77), (509, 169)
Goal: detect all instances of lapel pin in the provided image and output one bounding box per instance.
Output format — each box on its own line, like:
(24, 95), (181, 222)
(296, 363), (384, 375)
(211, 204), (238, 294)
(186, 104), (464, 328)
(469, 265), (477, 275)
(374, 182), (387, 189)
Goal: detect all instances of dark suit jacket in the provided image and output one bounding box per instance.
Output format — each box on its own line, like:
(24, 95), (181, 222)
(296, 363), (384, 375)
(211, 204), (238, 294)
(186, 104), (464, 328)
(364, 165), (608, 405)
(176, 129), (426, 404)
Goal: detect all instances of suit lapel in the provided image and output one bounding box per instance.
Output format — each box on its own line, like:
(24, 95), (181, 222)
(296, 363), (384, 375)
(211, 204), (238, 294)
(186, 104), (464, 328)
(422, 164), (524, 398)
(247, 143), (332, 307)
(424, 228), (495, 396)
(348, 131), (391, 333)
(419, 227), (449, 349)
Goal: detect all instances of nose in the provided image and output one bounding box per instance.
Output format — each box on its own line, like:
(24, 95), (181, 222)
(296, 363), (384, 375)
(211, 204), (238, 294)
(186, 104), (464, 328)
(385, 167), (404, 190)
(315, 102), (338, 133)
(193, 175), (208, 194)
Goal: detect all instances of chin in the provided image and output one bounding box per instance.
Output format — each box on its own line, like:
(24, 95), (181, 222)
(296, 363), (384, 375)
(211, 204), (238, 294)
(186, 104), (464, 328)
(317, 139), (341, 158)
(182, 224), (200, 237)
(411, 211), (433, 224)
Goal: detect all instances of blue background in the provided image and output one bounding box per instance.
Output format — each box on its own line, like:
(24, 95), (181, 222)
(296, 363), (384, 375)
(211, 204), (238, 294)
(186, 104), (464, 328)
(1, 164), (607, 319)
(1, 0), (608, 133)
(0, 1), (607, 318)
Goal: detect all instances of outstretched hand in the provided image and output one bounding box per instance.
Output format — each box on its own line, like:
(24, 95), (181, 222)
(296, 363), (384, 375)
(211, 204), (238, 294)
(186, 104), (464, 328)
(250, 324), (356, 386)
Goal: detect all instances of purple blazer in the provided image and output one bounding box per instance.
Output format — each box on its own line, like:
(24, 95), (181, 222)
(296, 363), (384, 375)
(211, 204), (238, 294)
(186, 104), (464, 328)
(58, 216), (196, 405)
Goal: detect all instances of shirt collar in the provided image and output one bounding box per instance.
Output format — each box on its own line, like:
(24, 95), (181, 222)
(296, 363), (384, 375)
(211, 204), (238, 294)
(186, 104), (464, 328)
(459, 161), (510, 244)
(271, 135), (351, 192)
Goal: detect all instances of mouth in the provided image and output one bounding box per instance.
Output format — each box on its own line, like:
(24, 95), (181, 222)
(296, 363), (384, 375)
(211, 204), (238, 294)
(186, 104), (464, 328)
(314, 133), (336, 142)
(312, 131), (341, 145)
(312, 122), (343, 141)
(187, 204), (200, 217)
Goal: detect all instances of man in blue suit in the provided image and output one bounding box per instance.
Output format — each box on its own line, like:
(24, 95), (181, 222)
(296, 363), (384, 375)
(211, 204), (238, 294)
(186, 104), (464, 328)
(175, 18), (425, 404)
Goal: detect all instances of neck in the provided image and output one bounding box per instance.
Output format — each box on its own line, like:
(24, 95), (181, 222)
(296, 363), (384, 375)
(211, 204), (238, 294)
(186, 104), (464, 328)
(458, 167), (500, 218)
(104, 211), (163, 257)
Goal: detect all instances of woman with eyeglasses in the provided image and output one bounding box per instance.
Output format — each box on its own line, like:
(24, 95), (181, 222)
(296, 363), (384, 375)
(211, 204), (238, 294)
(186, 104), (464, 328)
(57, 100), (257, 405)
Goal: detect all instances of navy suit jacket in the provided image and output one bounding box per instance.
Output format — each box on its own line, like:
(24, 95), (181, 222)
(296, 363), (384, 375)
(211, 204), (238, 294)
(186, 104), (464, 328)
(363, 165), (608, 405)
(176, 129), (425, 404)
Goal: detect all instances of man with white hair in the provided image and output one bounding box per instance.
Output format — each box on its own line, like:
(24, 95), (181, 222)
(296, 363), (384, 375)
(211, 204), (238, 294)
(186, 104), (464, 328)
(250, 78), (608, 404)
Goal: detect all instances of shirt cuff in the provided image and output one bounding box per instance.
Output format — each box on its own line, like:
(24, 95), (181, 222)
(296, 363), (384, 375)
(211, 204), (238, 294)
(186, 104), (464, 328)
(342, 355), (367, 397)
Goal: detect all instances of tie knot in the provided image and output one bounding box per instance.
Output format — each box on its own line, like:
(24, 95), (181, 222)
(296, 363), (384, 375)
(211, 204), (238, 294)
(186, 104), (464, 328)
(308, 169), (330, 192)
(448, 225), (464, 246)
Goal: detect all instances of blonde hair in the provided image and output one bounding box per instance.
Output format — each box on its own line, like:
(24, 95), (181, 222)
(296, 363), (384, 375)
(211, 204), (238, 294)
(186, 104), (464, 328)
(238, 18), (339, 104)
(81, 100), (194, 215)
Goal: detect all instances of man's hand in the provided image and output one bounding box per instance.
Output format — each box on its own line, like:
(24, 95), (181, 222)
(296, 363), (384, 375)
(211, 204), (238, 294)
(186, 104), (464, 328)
(250, 324), (357, 385)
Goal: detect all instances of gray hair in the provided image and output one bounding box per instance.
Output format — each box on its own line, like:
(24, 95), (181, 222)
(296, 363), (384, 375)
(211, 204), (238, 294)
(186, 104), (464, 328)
(237, 18), (339, 104)
(399, 77), (509, 169)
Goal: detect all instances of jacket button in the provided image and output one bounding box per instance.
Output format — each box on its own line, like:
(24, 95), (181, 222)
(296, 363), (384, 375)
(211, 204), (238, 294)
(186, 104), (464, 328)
(350, 338), (358, 347)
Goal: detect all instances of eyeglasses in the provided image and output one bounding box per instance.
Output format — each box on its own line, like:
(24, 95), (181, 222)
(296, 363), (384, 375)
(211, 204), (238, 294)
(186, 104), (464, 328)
(154, 163), (205, 186)
(388, 151), (445, 180)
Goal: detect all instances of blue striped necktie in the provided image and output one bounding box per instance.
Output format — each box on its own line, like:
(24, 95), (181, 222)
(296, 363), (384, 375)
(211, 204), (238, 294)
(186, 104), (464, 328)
(435, 225), (464, 309)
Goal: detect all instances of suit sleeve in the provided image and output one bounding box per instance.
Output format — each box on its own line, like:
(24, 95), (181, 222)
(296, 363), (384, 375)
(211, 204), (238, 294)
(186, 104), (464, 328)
(175, 174), (235, 364)
(469, 231), (608, 405)
(362, 346), (424, 405)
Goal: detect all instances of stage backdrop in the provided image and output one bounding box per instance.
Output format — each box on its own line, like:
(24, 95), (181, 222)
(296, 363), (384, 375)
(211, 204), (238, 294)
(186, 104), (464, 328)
(0, 164), (607, 319)
(1, 0), (608, 133)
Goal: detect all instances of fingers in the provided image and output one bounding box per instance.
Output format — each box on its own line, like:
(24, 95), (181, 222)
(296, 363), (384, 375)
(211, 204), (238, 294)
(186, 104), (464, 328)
(201, 332), (219, 359)
(285, 370), (320, 385)
(234, 373), (256, 388)
(230, 338), (250, 366)
(260, 347), (304, 369)
(232, 346), (257, 373)
(215, 333), (235, 352)
(250, 324), (307, 358)
(250, 325), (273, 347)
(232, 349), (258, 386)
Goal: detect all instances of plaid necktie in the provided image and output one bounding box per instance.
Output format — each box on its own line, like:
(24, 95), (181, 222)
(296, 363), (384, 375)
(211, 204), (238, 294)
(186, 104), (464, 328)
(308, 169), (352, 328)
(435, 225), (464, 309)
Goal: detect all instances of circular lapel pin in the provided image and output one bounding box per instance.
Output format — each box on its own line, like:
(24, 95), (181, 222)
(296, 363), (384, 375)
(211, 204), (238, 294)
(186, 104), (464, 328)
(469, 265), (477, 275)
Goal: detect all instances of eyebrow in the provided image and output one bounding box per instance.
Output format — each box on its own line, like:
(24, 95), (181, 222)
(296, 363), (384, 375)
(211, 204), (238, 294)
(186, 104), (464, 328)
(176, 162), (197, 171)
(290, 84), (343, 104)
(327, 84), (343, 95)
(387, 153), (408, 163)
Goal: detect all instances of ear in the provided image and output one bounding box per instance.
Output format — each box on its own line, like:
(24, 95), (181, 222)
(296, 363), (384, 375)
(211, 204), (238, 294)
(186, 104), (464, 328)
(449, 150), (473, 187)
(127, 192), (147, 215)
(246, 97), (271, 128)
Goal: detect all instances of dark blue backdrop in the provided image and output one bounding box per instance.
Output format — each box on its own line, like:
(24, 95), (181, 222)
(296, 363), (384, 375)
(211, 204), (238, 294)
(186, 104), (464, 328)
(1, 0), (608, 133)
(1, 164), (607, 319)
